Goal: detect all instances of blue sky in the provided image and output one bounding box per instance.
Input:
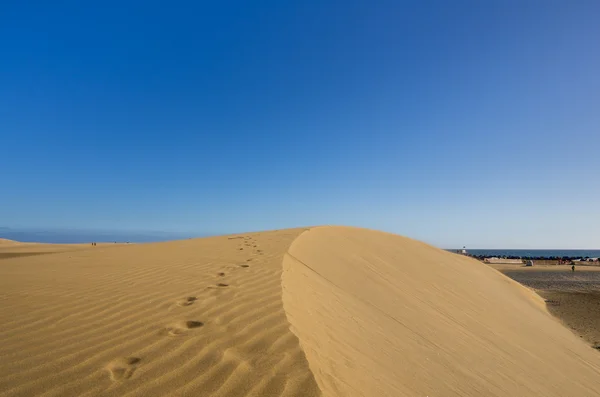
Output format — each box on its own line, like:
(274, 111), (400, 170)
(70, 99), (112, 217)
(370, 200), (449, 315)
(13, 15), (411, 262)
(1, 1), (599, 248)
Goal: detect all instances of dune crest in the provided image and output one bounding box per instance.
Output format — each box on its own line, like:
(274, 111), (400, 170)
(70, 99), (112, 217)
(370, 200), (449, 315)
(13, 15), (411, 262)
(282, 226), (600, 397)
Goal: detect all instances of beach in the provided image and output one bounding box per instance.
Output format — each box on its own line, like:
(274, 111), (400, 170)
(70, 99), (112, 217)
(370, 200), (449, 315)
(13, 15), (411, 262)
(492, 264), (600, 349)
(2, 227), (600, 396)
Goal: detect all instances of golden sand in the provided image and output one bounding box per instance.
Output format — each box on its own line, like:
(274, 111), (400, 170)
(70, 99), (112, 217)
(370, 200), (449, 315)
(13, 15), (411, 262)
(1, 226), (600, 396)
(0, 230), (319, 397)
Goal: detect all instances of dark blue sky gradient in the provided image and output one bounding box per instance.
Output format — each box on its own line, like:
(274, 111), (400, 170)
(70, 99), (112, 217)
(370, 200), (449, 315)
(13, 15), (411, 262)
(1, 1), (599, 247)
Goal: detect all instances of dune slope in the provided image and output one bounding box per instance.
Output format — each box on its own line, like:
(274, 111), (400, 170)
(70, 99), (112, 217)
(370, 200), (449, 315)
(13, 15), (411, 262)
(0, 240), (115, 260)
(0, 229), (319, 397)
(282, 226), (600, 397)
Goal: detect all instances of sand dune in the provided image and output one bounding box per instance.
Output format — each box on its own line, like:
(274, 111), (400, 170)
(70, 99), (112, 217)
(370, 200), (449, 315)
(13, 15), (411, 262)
(0, 240), (120, 260)
(2, 226), (600, 397)
(0, 230), (319, 397)
(282, 226), (600, 397)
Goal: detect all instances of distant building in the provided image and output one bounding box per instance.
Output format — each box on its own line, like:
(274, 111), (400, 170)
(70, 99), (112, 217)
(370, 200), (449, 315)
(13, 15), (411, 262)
(485, 258), (524, 265)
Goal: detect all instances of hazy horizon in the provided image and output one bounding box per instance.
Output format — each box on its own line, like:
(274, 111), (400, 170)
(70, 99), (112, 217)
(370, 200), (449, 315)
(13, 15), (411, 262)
(0, 226), (199, 244)
(2, 226), (599, 250)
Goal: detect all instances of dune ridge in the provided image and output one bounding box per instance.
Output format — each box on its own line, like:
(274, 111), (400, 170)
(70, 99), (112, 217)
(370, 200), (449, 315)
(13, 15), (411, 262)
(0, 229), (320, 397)
(281, 226), (600, 397)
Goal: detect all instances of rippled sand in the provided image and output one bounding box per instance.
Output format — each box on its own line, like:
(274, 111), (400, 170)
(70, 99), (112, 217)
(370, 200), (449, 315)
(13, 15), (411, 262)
(2, 227), (600, 397)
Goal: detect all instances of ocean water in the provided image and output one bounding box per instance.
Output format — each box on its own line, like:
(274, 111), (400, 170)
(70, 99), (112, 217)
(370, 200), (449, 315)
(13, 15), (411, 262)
(450, 249), (600, 259)
(0, 228), (201, 244)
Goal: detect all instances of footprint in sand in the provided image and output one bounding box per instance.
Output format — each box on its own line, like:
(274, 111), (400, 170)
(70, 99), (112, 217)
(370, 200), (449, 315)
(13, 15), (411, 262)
(106, 357), (140, 381)
(207, 282), (230, 291)
(239, 264), (249, 268)
(176, 297), (197, 307)
(164, 320), (204, 336)
(217, 272), (226, 277)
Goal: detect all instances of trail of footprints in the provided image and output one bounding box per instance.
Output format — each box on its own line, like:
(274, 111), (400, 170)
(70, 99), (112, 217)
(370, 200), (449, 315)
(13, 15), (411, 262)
(106, 236), (257, 382)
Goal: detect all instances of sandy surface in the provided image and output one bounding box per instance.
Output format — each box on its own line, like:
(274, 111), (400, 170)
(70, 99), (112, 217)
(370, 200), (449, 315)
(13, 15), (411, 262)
(2, 226), (600, 397)
(490, 264), (600, 273)
(282, 226), (600, 397)
(502, 269), (600, 291)
(0, 240), (125, 260)
(0, 229), (319, 397)
(540, 291), (600, 348)
(495, 265), (600, 351)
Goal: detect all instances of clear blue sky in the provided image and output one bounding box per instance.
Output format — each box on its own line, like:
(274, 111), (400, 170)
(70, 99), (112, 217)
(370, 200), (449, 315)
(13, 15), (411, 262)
(1, 1), (599, 248)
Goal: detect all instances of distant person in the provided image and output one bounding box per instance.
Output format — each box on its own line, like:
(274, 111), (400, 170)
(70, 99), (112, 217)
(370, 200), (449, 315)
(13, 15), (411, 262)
(572, 264), (575, 272)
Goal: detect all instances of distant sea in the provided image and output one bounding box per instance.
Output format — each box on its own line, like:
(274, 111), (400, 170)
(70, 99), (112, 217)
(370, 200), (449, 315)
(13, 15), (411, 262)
(0, 228), (204, 244)
(449, 249), (600, 259)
